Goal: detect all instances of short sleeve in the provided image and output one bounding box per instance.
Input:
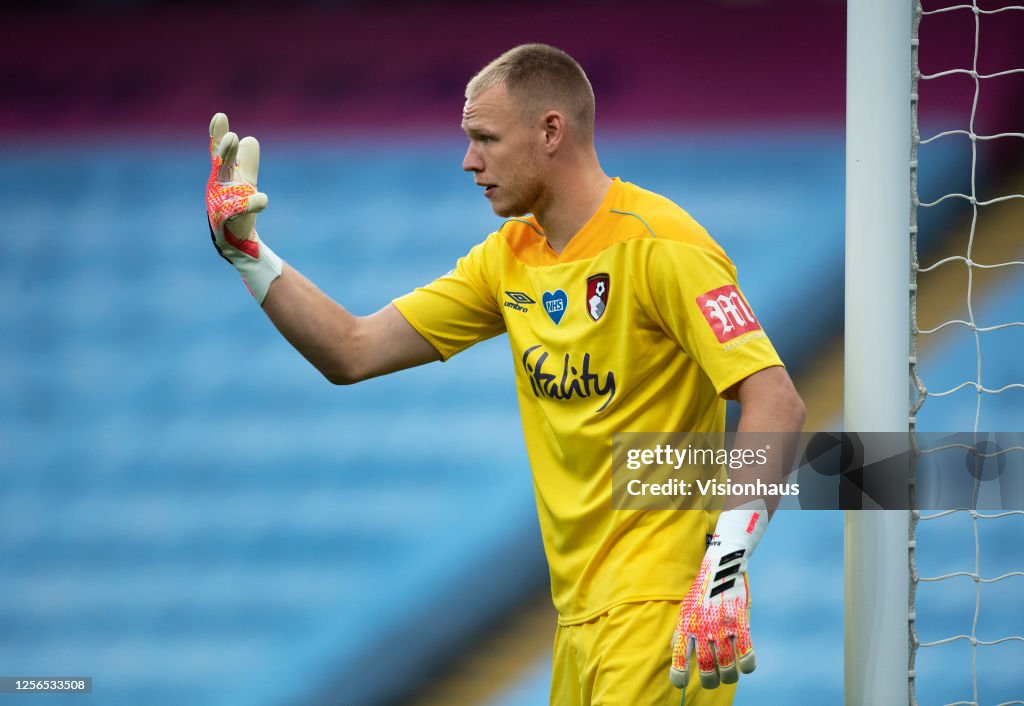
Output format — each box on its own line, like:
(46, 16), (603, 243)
(392, 235), (506, 360)
(636, 240), (784, 396)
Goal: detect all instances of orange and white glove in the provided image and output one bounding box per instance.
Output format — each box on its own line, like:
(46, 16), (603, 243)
(670, 498), (768, 691)
(206, 112), (282, 304)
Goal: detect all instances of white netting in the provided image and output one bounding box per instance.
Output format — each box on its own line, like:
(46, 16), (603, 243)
(909, 2), (1024, 705)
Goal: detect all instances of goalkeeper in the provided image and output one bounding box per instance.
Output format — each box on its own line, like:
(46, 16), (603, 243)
(207, 44), (805, 706)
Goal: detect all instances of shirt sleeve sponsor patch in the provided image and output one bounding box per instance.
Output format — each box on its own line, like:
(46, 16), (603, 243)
(696, 285), (762, 343)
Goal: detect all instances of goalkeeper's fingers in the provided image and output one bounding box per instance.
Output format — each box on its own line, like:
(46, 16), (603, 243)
(213, 123), (268, 215)
(694, 632), (722, 689)
(207, 112), (268, 226)
(209, 112), (229, 158)
(209, 113), (237, 184)
(237, 136), (268, 214)
(707, 635), (737, 687)
(217, 131), (239, 183)
(671, 630), (754, 690)
(237, 135), (260, 186)
(669, 628), (692, 689)
(701, 621), (757, 688)
(737, 637), (757, 676)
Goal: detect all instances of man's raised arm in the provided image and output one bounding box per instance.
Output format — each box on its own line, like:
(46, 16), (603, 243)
(262, 267), (440, 384)
(205, 112), (440, 385)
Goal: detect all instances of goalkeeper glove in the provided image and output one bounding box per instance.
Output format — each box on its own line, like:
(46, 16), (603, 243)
(670, 498), (768, 690)
(206, 112), (282, 304)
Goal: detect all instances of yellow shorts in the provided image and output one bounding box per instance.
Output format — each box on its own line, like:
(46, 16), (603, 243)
(550, 600), (738, 706)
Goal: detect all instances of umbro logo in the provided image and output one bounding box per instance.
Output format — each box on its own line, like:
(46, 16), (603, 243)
(504, 291), (535, 313)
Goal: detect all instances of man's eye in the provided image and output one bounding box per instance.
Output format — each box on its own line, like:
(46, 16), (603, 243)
(479, 136), (494, 144)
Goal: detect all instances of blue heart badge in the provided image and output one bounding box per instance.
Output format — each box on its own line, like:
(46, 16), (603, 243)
(542, 289), (568, 325)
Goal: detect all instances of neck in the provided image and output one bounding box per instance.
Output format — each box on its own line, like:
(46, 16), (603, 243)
(533, 153), (611, 254)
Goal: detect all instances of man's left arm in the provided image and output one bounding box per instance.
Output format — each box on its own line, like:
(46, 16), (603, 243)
(727, 364), (807, 513)
(670, 364), (805, 691)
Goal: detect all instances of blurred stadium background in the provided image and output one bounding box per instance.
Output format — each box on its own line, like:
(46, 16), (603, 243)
(1, 1), (1021, 704)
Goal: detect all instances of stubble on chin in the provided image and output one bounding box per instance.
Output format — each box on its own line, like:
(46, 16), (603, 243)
(489, 191), (529, 219)
(498, 180), (543, 219)
(493, 203), (528, 218)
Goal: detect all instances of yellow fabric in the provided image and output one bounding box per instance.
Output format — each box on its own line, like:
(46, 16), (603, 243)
(551, 600), (738, 706)
(393, 178), (783, 624)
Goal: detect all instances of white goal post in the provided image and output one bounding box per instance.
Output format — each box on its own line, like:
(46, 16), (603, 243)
(845, 1), (913, 706)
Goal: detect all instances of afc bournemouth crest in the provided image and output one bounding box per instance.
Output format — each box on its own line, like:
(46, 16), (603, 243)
(586, 273), (610, 322)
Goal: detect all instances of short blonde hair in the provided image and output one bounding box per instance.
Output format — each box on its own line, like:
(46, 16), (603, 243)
(466, 44), (596, 142)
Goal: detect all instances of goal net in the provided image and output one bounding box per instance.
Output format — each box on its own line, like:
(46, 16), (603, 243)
(908, 2), (1024, 705)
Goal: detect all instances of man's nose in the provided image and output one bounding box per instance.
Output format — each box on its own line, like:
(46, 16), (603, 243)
(462, 144), (482, 173)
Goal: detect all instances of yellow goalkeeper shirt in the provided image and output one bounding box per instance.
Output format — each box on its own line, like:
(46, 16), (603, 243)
(393, 178), (783, 624)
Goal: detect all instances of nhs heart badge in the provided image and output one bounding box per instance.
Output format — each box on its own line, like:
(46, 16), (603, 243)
(543, 289), (568, 325)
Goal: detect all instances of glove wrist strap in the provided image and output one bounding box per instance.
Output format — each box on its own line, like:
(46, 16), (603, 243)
(711, 498), (769, 561)
(219, 238), (282, 306)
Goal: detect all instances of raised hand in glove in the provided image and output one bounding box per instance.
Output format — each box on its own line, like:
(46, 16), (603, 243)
(206, 112), (282, 304)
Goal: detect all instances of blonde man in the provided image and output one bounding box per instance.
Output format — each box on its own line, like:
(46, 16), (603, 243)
(206, 43), (805, 706)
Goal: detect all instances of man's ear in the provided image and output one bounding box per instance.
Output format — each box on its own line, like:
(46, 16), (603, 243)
(542, 110), (566, 153)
